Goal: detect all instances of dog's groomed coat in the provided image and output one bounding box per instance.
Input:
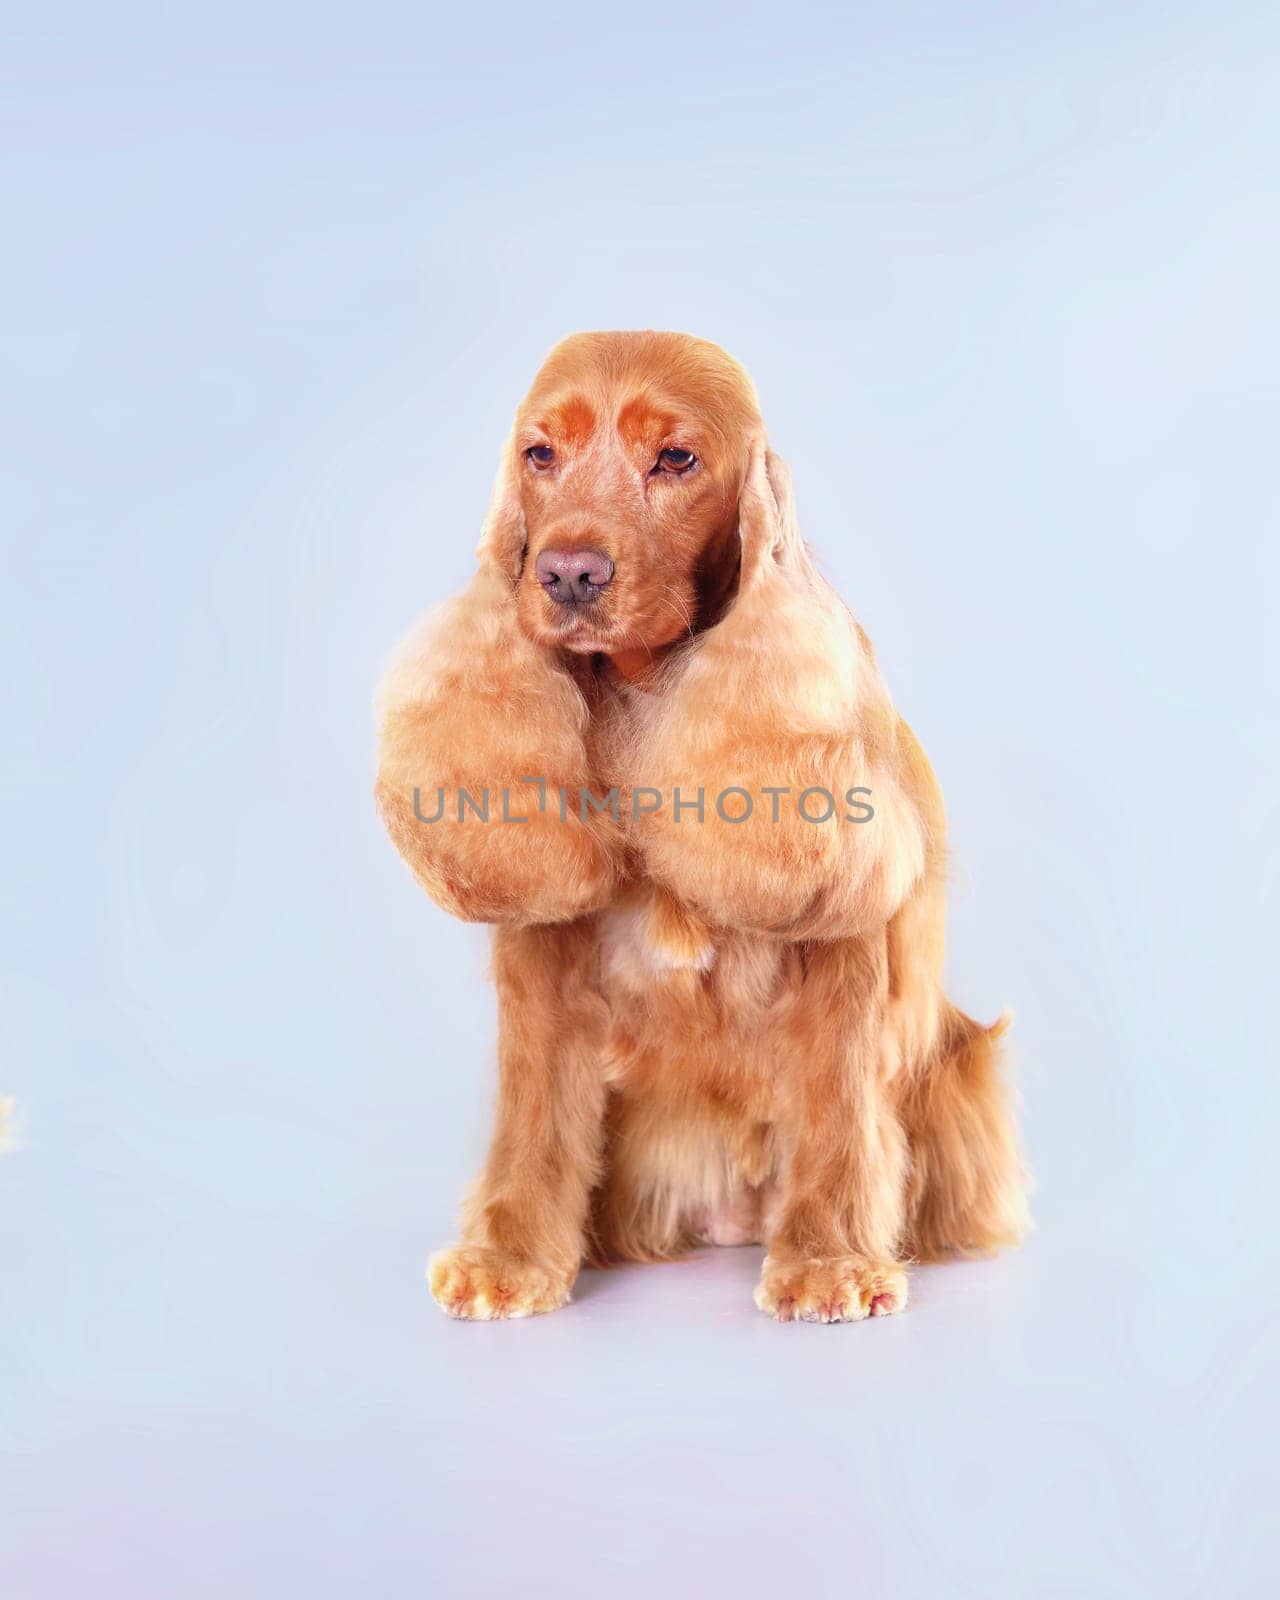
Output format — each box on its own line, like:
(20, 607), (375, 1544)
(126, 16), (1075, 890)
(376, 331), (1027, 1322)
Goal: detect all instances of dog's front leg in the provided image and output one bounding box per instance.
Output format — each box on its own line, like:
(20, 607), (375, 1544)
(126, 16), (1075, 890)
(756, 937), (910, 1323)
(429, 920), (606, 1320)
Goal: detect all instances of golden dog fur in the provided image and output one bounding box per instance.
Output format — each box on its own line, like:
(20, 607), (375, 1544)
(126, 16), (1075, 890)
(376, 331), (1026, 1322)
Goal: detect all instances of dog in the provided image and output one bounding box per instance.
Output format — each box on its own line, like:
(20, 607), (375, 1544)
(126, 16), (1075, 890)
(375, 331), (1026, 1322)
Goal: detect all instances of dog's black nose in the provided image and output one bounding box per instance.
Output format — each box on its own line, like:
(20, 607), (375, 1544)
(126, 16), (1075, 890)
(534, 547), (615, 605)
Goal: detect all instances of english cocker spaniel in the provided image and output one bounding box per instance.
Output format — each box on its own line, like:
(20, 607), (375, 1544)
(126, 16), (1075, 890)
(376, 331), (1026, 1322)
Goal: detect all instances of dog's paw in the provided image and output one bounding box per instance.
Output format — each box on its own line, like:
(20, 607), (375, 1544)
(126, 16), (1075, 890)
(753, 1255), (908, 1323)
(428, 1246), (572, 1321)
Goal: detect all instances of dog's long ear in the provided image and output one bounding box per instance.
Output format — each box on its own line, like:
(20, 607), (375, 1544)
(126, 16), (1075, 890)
(632, 440), (928, 939)
(374, 434), (619, 925)
(736, 441), (807, 584)
(474, 429), (527, 580)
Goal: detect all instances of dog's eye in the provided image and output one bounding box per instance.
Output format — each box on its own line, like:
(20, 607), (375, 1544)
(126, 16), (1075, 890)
(526, 445), (555, 468)
(656, 448), (697, 474)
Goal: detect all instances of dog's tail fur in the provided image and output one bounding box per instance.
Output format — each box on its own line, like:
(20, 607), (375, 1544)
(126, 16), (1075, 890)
(900, 1003), (1029, 1260)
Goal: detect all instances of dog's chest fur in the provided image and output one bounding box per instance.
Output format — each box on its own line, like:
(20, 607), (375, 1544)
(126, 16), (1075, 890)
(580, 665), (799, 1106)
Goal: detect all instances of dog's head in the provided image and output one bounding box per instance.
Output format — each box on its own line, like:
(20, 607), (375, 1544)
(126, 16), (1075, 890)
(479, 332), (765, 671)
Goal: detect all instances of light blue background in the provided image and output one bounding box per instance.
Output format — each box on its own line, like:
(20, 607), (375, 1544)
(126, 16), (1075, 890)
(3, 3), (1277, 1595)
